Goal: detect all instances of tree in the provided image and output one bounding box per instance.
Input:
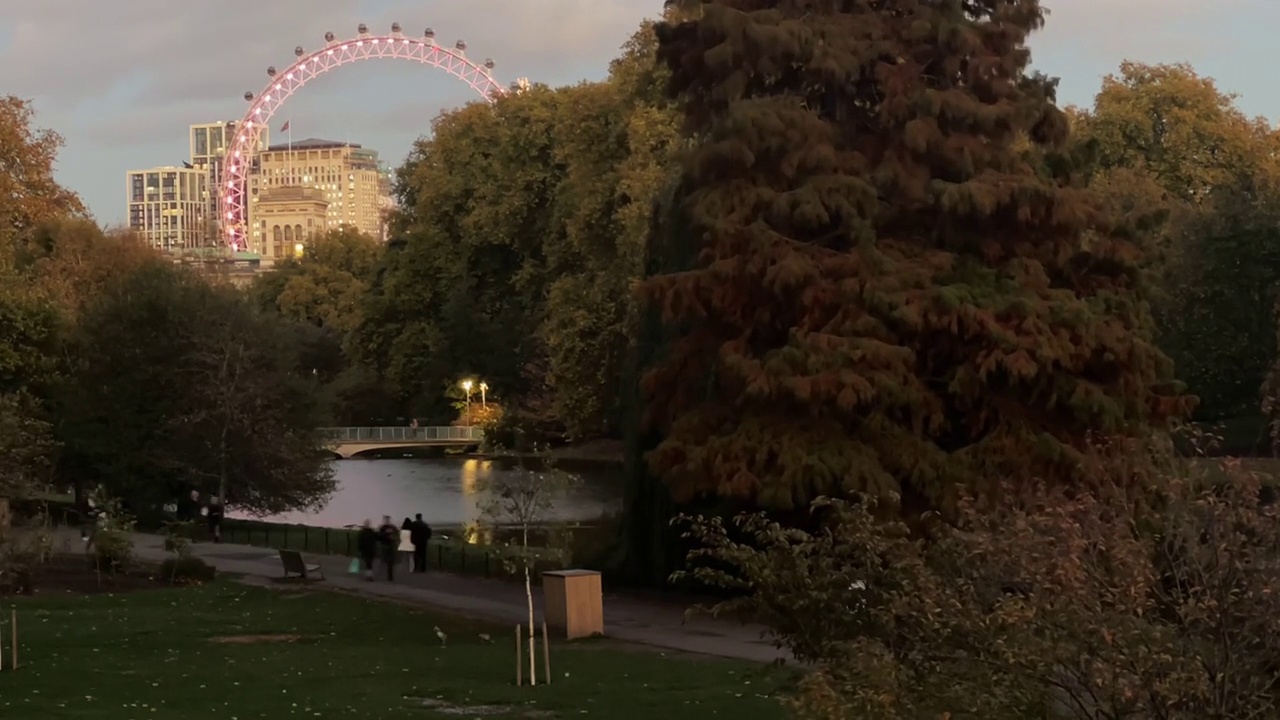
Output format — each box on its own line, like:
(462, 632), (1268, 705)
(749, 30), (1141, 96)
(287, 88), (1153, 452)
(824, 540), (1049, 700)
(0, 96), (85, 256)
(57, 262), (334, 516)
(0, 392), (53, 499)
(636, 0), (1186, 517)
(254, 227), (382, 335)
(356, 91), (566, 423)
(678, 462), (1280, 719)
(1071, 63), (1280, 425)
(476, 455), (579, 686)
(541, 26), (682, 440)
(1075, 63), (1267, 204)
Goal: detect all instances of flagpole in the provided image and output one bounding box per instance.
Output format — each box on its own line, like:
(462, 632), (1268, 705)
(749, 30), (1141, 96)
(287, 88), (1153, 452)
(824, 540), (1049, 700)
(287, 121), (293, 186)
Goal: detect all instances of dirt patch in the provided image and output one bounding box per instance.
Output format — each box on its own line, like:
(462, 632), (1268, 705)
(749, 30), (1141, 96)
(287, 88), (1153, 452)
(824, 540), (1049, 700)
(1, 554), (174, 597)
(411, 698), (553, 717)
(210, 634), (309, 645)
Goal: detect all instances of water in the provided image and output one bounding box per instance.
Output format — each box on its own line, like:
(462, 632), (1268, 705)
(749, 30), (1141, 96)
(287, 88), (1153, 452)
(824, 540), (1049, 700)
(233, 457), (624, 529)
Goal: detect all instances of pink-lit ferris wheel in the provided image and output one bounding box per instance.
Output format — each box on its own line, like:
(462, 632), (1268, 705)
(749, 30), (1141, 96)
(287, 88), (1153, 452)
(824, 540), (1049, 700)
(218, 23), (509, 250)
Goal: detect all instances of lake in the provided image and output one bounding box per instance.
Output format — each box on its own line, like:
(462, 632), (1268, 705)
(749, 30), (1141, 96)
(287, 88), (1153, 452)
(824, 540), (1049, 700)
(232, 456), (624, 529)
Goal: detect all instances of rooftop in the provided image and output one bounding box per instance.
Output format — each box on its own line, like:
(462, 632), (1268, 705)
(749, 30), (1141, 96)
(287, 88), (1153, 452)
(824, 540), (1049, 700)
(266, 137), (362, 151)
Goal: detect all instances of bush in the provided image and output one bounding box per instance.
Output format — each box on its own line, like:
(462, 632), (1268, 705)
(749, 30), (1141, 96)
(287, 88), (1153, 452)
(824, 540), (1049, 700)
(0, 517), (53, 594)
(159, 556), (216, 584)
(91, 528), (132, 574)
(677, 460), (1280, 719)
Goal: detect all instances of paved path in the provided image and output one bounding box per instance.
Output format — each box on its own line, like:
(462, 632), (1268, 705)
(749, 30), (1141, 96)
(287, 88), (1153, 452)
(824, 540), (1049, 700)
(69, 531), (787, 663)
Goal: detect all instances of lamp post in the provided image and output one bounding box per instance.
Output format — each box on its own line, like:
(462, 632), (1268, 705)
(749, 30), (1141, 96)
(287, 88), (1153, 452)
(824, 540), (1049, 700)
(479, 382), (488, 410)
(461, 379), (473, 421)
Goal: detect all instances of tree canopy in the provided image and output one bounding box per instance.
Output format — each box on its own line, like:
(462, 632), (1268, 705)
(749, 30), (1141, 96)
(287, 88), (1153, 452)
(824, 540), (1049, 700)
(639, 0), (1187, 514)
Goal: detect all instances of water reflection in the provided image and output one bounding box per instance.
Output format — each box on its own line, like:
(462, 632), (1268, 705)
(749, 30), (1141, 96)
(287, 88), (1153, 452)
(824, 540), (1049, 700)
(232, 456), (622, 530)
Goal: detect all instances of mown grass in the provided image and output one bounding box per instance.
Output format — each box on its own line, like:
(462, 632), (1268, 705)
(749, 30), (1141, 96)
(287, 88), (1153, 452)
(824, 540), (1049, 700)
(0, 582), (787, 719)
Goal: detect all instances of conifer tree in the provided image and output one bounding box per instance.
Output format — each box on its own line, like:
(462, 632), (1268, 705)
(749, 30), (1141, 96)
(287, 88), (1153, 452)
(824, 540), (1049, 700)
(640, 0), (1188, 514)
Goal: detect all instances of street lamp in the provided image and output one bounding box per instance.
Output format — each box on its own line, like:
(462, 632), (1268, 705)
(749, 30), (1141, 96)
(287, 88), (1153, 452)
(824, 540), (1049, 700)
(461, 379), (473, 418)
(478, 382), (488, 409)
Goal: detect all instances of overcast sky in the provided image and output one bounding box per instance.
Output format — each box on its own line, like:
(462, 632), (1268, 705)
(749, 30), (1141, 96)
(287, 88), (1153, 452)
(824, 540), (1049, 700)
(1, 0), (1275, 225)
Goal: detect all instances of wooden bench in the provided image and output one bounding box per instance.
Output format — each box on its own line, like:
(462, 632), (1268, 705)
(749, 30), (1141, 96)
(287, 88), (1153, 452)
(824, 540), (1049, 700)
(278, 549), (324, 581)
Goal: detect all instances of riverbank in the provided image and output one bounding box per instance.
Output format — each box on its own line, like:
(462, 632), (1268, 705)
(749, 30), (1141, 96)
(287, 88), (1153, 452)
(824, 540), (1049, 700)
(476, 438), (625, 466)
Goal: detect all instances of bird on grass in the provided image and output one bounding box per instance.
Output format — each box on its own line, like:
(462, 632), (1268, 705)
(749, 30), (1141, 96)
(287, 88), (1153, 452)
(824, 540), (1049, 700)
(434, 626), (448, 647)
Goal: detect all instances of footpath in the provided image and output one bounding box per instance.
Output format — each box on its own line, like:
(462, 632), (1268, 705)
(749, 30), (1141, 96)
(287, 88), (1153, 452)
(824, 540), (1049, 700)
(80, 531), (787, 664)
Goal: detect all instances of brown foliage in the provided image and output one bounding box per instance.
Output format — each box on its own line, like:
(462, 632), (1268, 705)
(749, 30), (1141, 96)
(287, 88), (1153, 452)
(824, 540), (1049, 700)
(0, 96), (84, 246)
(677, 461), (1280, 718)
(641, 1), (1188, 513)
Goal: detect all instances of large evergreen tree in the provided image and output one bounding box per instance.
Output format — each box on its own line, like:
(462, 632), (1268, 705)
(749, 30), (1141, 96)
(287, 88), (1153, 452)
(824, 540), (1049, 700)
(641, 0), (1187, 514)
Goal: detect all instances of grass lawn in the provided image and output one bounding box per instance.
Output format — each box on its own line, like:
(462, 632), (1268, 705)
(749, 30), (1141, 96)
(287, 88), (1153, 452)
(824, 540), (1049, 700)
(0, 581), (787, 719)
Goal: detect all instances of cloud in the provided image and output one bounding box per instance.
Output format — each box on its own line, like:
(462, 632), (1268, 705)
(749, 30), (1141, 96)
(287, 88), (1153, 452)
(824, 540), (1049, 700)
(0, 0), (655, 110)
(0, 0), (661, 223)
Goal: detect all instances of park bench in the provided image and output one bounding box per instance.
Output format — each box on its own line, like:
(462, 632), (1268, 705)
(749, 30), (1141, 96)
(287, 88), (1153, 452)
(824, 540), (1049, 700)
(278, 549), (325, 581)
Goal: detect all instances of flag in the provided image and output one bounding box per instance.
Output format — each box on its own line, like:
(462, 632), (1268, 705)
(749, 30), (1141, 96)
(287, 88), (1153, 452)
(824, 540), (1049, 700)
(280, 120), (290, 133)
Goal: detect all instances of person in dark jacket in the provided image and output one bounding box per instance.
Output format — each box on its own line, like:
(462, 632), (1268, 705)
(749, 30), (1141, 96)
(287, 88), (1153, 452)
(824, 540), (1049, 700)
(409, 513), (432, 573)
(177, 490), (200, 523)
(356, 520), (378, 581)
(206, 495), (225, 543)
(377, 515), (400, 581)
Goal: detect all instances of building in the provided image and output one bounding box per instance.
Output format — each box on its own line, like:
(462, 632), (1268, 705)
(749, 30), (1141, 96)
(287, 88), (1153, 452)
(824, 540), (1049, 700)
(189, 121), (269, 244)
(247, 138), (391, 257)
(253, 186), (329, 259)
(125, 166), (209, 251)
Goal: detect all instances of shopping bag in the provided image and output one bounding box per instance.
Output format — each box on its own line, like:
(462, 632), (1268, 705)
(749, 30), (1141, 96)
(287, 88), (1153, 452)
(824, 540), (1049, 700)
(348, 558), (361, 574)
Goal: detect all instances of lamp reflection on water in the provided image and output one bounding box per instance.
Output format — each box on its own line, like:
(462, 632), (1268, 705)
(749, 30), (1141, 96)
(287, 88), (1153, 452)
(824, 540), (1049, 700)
(459, 458), (493, 544)
(460, 458), (480, 496)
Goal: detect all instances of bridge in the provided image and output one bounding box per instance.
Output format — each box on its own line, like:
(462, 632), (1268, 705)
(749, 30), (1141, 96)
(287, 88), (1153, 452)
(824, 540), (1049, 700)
(321, 426), (483, 459)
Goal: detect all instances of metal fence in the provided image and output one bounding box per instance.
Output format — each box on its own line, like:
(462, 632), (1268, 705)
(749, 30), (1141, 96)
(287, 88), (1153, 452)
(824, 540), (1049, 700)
(216, 520), (563, 581)
(320, 426), (484, 442)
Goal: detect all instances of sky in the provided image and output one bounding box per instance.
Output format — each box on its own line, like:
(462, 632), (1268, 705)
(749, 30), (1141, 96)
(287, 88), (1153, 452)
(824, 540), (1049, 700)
(1, 0), (1277, 226)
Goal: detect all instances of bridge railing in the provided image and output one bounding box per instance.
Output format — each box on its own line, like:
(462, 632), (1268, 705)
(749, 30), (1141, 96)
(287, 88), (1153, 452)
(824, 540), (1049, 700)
(320, 426), (484, 442)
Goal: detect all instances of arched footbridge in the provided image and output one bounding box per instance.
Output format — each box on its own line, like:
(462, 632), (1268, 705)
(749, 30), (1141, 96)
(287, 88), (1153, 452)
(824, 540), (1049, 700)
(321, 426), (483, 459)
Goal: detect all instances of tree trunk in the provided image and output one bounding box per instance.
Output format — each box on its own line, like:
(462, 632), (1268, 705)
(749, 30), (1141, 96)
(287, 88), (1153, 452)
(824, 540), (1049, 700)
(523, 524), (536, 684)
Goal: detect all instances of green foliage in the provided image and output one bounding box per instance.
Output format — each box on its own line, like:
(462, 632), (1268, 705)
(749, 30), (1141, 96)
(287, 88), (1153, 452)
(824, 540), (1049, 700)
(0, 391), (54, 498)
(0, 514), (53, 594)
(359, 22), (679, 438)
(252, 227), (382, 334)
(57, 261), (335, 516)
(641, 1), (1186, 513)
(679, 462), (1280, 719)
(89, 496), (135, 575)
(1072, 62), (1280, 423)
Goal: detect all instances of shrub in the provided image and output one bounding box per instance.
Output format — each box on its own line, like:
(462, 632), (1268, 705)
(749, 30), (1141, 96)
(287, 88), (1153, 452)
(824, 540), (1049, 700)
(0, 516), (54, 594)
(159, 556), (216, 584)
(87, 495), (135, 575)
(91, 528), (133, 574)
(677, 460), (1280, 719)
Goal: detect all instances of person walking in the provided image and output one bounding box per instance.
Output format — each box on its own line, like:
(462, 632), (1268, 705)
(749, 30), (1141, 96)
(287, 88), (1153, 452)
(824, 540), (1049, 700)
(409, 513), (432, 573)
(377, 515), (400, 581)
(356, 520), (378, 581)
(206, 495), (225, 543)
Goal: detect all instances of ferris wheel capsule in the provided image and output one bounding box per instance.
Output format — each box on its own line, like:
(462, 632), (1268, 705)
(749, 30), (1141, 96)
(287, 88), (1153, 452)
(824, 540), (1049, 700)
(267, 66), (277, 76)
(455, 40), (466, 52)
(294, 46), (304, 57)
(357, 23), (368, 34)
(324, 31), (335, 42)
(244, 91), (254, 101)
(391, 22), (401, 34)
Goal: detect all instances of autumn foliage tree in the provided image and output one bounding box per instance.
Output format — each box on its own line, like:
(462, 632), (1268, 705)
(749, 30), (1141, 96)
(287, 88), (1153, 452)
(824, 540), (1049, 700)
(1072, 63), (1280, 428)
(641, 0), (1187, 515)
